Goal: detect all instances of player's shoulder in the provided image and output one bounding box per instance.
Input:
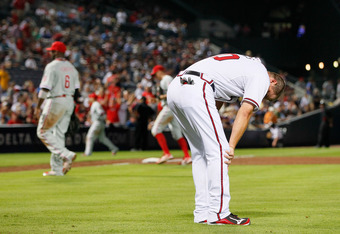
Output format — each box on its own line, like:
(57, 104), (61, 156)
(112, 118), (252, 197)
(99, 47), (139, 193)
(45, 60), (56, 69)
(46, 59), (63, 69)
(91, 100), (98, 106)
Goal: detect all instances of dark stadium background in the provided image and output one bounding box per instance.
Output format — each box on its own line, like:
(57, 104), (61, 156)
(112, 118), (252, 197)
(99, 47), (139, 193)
(160, 0), (340, 78)
(0, 0), (339, 152)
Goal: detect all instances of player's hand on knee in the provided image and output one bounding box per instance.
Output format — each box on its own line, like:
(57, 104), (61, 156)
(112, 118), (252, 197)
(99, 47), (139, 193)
(224, 147), (235, 164)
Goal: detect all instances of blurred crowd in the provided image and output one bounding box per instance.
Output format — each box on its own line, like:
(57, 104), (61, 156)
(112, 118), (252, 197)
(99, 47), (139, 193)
(0, 0), (339, 131)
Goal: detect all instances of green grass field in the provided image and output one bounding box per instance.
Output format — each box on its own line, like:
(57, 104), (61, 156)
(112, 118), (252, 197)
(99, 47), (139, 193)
(1, 148), (340, 233)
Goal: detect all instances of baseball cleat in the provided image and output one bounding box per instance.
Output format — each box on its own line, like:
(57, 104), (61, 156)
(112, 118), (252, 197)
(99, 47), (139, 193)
(181, 157), (192, 165)
(43, 171), (63, 176)
(112, 147), (119, 156)
(62, 154), (77, 175)
(208, 213), (250, 225)
(156, 154), (174, 164)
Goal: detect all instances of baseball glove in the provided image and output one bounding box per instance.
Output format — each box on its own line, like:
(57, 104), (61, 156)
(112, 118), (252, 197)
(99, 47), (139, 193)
(66, 108), (80, 136)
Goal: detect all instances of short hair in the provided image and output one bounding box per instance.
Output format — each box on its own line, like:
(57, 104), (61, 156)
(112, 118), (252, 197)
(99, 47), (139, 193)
(269, 72), (286, 98)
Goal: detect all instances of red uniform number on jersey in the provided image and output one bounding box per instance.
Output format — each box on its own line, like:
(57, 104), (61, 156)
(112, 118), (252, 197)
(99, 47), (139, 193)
(213, 54), (240, 61)
(65, 75), (70, 88)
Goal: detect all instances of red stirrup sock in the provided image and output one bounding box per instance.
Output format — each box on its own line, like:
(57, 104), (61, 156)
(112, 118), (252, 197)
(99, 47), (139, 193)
(177, 137), (190, 158)
(155, 133), (170, 155)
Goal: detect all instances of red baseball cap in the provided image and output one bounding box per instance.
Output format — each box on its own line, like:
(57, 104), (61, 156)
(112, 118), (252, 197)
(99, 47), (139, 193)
(88, 93), (97, 99)
(46, 41), (67, 53)
(150, 65), (165, 76)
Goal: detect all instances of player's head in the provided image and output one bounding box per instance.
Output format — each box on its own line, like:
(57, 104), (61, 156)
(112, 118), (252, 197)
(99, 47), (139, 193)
(46, 41), (66, 59)
(151, 65), (165, 79)
(265, 72), (286, 101)
(320, 99), (326, 108)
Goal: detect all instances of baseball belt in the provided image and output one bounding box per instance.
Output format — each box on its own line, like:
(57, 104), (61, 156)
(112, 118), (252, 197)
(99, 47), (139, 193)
(180, 70), (215, 92)
(48, 94), (74, 99)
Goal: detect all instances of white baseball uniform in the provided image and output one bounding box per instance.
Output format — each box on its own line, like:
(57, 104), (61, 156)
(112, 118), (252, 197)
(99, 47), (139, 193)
(84, 101), (119, 155)
(151, 74), (183, 140)
(167, 54), (269, 223)
(37, 58), (80, 175)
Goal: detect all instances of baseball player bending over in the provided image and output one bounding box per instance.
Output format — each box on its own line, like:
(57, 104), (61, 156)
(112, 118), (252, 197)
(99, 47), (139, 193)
(84, 93), (119, 156)
(150, 65), (191, 165)
(167, 53), (285, 225)
(35, 41), (81, 176)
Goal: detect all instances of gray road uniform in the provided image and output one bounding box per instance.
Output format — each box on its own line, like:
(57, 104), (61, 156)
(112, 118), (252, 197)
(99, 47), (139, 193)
(151, 74), (183, 140)
(84, 101), (119, 156)
(37, 58), (80, 175)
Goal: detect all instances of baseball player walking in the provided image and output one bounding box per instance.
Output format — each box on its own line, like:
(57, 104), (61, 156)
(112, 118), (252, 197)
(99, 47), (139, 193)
(84, 93), (119, 156)
(150, 65), (191, 165)
(167, 53), (285, 225)
(35, 41), (81, 176)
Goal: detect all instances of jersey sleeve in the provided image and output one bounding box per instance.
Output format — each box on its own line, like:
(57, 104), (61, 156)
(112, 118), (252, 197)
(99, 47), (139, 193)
(241, 74), (269, 112)
(39, 65), (55, 90)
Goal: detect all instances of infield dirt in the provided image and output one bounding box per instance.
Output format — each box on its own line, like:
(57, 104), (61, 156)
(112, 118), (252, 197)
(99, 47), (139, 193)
(1, 156), (340, 173)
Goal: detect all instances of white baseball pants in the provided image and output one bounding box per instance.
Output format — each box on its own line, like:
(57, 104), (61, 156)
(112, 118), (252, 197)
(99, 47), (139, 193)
(37, 96), (76, 174)
(151, 105), (183, 140)
(167, 73), (231, 223)
(85, 120), (119, 155)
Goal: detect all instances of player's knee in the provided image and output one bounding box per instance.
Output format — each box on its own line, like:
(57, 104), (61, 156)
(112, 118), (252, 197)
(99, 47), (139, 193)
(86, 135), (95, 141)
(151, 127), (158, 136)
(172, 132), (182, 141)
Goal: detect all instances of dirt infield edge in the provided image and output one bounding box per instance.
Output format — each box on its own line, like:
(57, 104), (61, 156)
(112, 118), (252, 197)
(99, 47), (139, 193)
(1, 156), (340, 173)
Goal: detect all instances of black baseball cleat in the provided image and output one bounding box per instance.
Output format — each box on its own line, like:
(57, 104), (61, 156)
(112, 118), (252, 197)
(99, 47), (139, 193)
(208, 213), (251, 225)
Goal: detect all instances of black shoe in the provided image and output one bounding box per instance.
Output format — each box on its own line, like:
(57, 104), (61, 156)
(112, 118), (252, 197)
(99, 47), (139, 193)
(209, 213), (250, 225)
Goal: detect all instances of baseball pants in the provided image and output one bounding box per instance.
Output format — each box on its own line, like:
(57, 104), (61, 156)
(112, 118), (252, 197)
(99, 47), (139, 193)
(167, 73), (231, 223)
(85, 120), (119, 155)
(37, 96), (76, 175)
(151, 105), (183, 140)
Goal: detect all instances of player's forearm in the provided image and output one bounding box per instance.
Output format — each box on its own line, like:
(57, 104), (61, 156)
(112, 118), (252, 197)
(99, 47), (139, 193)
(36, 98), (45, 109)
(229, 116), (249, 149)
(228, 103), (253, 149)
(37, 88), (49, 109)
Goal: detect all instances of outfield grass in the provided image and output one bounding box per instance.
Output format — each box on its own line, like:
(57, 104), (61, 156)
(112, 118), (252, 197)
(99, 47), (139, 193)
(1, 149), (340, 233)
(235, 146), (340, 158)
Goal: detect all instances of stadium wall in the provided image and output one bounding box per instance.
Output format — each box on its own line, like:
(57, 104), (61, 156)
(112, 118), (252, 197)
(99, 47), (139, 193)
(0, 124), (271, 153)
(278, 104), (340, 147)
